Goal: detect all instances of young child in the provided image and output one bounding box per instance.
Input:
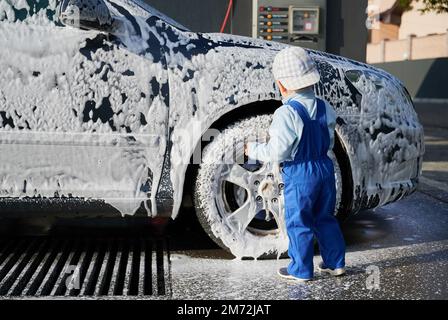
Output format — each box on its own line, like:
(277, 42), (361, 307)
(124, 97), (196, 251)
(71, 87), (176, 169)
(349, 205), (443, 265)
(245, 47), (346, 282)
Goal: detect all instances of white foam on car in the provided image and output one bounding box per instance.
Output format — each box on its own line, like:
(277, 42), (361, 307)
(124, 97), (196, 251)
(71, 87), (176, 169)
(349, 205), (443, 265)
(0, 0), (424, 248)
(0, 0), (167, 216)
(195, 115), (289, 258)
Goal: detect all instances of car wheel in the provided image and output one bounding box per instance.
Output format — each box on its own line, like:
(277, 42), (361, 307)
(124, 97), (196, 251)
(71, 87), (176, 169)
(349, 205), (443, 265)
(193, 114), (343, 259)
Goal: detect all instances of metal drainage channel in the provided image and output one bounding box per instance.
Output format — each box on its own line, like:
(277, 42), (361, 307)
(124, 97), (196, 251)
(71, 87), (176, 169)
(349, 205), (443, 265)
(0, 237), (171, 298)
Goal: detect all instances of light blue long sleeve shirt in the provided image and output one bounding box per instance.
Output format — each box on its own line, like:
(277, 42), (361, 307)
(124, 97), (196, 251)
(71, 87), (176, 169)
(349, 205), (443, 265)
(247, 89), (337, 163)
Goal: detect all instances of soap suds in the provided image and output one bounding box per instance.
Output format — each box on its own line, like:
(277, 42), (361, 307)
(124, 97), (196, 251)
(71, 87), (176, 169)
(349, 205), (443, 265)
(0, 0), (424, 255)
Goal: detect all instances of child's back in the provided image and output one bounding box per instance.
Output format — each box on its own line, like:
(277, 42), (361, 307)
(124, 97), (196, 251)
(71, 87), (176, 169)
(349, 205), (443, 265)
(246, 47), (346, 281)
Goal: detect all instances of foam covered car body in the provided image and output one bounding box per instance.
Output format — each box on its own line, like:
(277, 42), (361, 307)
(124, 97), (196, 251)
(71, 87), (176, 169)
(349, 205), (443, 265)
(0, 0), (424, 257)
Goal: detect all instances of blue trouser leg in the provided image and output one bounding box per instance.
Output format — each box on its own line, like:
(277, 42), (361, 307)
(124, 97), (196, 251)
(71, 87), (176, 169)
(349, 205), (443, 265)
(284, 181), (317, 279)
(283, 174), (345, 278)
(280, 98), (346, 278)
(313, 176), (346, 269)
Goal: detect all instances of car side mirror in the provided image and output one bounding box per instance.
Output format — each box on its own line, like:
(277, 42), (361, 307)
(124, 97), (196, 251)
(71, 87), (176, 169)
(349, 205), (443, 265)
(59, 0), (114, 32)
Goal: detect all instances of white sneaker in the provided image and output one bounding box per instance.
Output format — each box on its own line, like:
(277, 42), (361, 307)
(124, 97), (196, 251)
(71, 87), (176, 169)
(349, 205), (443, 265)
(317, 263), (346, 276)
(277, 267), (312, 282)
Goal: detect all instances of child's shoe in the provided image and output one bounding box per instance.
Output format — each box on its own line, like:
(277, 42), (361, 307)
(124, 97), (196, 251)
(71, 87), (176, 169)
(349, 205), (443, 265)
(277, 267), (311, 282)
(317, 262), (346, 276)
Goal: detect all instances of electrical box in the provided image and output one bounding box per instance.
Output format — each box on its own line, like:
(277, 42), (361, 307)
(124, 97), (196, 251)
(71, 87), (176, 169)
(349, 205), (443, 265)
(252, 0), (326, 51)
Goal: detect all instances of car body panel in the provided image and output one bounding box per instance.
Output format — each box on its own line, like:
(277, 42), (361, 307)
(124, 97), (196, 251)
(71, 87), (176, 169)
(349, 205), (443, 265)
(0, 0), (169, 216)
(163, 29), (424, 217)
(0, 0), (424, 219)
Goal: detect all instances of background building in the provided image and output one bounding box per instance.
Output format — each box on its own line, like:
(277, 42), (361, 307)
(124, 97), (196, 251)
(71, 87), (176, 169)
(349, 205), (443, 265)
(367, 0), (448, 63)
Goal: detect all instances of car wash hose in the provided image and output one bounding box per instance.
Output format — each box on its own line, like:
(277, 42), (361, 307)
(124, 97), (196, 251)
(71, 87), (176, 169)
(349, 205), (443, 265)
(220, 0), (233, 33)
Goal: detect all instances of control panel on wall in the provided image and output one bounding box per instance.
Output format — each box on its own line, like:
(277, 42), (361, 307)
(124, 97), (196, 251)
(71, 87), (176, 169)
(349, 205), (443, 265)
(252, 0), (326, 51)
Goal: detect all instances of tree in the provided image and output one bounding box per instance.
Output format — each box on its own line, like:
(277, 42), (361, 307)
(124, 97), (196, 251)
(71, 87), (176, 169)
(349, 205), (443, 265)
(398, 0), (448, 13)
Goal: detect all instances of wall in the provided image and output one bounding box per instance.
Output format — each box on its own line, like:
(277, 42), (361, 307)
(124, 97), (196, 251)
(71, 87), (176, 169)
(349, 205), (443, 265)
(145, 0), (239, 34)
(326, 0), (368, 62)
(399, 0), (448, 39)
(145, 0), (368, 62)
(374, 58), (448, 99)
(367, 34), (448, 63)
(370, 22), (399, 43)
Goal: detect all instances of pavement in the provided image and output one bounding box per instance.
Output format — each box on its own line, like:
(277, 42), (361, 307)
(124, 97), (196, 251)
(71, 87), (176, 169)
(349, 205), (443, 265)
(167, 110), (448, 300)
(169, 192), (448, 300)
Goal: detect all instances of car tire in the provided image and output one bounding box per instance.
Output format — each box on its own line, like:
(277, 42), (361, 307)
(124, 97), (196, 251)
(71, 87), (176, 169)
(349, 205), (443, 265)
(193, 114), (344, 259)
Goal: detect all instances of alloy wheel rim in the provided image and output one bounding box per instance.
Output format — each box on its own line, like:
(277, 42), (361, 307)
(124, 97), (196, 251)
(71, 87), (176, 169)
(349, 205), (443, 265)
(215, 161), (286, 237)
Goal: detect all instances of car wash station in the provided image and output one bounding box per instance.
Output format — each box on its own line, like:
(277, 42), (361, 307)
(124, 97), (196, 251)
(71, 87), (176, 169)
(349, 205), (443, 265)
(0, 0), (447, 301)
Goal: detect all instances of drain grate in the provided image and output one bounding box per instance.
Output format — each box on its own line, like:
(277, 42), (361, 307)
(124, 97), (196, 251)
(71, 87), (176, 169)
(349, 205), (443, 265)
(0, 237), (171, 298)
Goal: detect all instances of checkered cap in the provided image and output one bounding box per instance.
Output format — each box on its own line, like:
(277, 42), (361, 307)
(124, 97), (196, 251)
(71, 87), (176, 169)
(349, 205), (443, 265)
(272, 47), (320, 91)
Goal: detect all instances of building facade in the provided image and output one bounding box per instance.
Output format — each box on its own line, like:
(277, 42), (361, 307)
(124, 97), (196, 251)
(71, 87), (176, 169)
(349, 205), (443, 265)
(367, 0), (448, 63)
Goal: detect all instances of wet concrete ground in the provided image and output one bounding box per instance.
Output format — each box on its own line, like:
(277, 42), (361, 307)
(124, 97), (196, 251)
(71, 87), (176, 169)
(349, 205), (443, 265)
(169, 192), (448, 300)
(168, 124), (448, 300)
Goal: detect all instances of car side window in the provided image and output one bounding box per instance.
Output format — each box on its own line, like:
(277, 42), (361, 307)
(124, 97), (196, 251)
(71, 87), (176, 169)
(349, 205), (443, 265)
(0, 0), (61, 24)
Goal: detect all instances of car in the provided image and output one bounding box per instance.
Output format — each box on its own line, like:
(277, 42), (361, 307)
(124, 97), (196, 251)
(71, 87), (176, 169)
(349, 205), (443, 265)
(0, 0), (425, 258)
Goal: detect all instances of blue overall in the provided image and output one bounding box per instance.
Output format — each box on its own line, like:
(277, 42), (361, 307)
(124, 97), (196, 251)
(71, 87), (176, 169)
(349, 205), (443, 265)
(281, 99), (346, 279)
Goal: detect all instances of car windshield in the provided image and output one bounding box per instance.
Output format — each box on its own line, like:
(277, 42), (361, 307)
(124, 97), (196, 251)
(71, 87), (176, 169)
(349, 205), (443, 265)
(127, 0), (189, 31)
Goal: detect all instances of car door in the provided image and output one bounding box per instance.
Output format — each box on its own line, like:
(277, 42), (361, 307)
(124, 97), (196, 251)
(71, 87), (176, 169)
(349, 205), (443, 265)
(0, 0), (169, 216)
